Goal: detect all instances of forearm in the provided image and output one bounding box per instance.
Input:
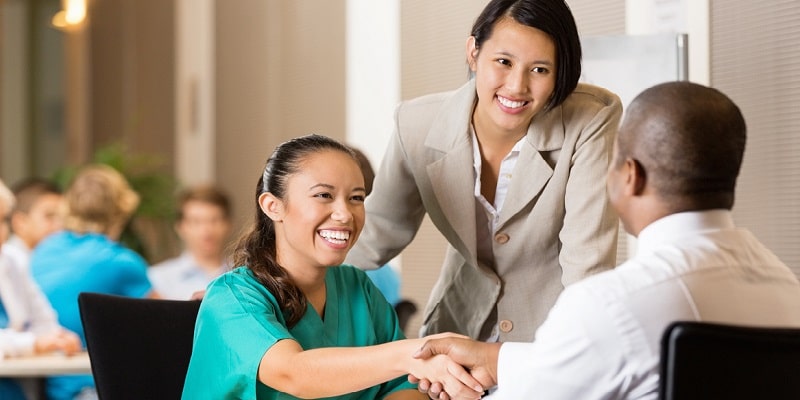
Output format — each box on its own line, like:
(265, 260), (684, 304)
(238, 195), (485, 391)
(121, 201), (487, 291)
(260, 339), (421, 398)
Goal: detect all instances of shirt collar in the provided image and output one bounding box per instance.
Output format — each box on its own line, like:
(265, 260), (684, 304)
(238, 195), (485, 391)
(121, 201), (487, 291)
(636, 209), (735, 255)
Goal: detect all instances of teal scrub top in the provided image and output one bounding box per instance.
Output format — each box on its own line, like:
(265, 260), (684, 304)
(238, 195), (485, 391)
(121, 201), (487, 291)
(182, 265), (416, 400)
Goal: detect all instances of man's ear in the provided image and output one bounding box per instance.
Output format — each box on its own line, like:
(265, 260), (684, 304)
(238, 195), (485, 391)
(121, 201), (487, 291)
(258, 192), (283, 222)
(466, 36), (478, 72)
(627, 158), (648, 196)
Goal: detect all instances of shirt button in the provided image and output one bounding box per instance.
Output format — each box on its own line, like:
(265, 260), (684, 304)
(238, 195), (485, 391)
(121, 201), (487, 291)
(494, 233), (509, 244)
(499, 320), (513, 333)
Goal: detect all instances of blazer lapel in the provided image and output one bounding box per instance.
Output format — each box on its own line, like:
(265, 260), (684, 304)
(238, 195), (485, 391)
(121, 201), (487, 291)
(425, 80), (479, 263)
(497, 105), (565, 228)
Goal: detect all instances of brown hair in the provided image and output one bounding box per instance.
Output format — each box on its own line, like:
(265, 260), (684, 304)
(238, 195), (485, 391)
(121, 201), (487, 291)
(176, 185), (232, 221)
(10, 178), (61, 215)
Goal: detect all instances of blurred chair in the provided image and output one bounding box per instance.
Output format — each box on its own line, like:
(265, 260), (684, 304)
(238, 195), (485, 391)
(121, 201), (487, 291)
(78, 292), (200, 400)
(394, 299), (418, 333)
(659, 321), (800, 400)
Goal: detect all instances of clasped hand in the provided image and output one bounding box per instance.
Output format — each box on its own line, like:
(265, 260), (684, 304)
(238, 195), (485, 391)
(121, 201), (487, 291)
(407, 335), (499, 400)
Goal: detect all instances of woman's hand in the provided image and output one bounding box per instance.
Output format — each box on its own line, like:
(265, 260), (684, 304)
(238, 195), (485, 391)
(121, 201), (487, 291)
(407, 353), (484, 400)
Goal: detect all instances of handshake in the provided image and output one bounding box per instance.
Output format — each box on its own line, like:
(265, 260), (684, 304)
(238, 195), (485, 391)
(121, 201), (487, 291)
(406, 334), (502, 400)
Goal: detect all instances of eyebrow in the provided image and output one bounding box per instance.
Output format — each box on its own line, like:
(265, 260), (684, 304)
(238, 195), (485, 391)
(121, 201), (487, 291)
(309, 183), (367, 193)
(495, 51), (555, 67)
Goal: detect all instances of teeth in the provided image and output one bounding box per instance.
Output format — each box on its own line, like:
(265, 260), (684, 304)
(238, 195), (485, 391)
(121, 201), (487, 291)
(319, 229), (350, 243)
(498, 96), (526, 109)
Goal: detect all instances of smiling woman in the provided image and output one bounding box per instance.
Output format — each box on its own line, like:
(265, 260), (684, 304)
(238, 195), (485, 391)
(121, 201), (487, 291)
(345, 0), (623, 346)
(181, 134), (486, 400)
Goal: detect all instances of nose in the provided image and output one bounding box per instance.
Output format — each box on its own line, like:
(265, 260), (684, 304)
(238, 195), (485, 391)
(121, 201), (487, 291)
(506, 67), (528, 94)
(330, 202), (353, 224)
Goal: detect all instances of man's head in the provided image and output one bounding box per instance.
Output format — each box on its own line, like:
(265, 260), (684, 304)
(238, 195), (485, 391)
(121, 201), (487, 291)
(607, 81), (747, 236)
(10, 178), (63, 249)
(175, 185), (232, 260)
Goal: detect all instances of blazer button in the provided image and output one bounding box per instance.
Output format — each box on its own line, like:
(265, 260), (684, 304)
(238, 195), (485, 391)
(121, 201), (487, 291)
(499, 319), (513, 333)
(494, 233), (509, 244)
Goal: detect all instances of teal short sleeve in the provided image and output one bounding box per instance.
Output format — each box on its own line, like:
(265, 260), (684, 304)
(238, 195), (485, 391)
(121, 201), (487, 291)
(182, 267), (292, 400)
(183, 266), (418, 400)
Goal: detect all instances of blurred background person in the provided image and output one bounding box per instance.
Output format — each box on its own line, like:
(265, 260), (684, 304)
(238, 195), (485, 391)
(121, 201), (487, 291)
(148, 184), (233, 300)
(0, 179), (81, 400)
(2, 178), (64, 273)
(350, 147), (402, 307)
(31, 164), (157, 400)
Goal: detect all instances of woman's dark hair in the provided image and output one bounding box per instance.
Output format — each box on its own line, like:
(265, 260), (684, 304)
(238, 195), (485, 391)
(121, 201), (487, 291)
(232, 134), (357, 327)
(470, 0), (581, 111)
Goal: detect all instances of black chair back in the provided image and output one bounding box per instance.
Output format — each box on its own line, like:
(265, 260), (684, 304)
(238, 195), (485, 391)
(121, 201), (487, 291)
(659, 321), (800, 400)
(78, 292), (201, 400)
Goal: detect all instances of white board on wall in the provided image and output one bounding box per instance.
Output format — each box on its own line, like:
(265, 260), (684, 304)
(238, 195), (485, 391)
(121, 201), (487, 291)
(580, 33), (688, 108)
(580, 33), (688, 261)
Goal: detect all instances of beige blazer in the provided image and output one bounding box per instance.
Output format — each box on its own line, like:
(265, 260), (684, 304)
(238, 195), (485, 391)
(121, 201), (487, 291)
(346, 79), (622, 341)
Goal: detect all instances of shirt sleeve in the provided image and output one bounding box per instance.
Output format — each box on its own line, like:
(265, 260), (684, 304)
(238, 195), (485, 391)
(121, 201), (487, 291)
(182, 271), (292, 400)
(559, 93), (622, 285)
(345, 104), (428, 271)
(0, 329), (36, 359)
(489, 284), (628, 400)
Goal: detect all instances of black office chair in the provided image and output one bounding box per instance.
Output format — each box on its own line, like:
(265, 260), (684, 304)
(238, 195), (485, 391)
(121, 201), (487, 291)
(659, 321), (800, 400)
(78, 292), (201, 400)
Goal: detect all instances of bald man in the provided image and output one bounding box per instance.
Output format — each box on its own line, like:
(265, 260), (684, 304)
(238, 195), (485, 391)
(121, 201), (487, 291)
(412, 82), (800, 399)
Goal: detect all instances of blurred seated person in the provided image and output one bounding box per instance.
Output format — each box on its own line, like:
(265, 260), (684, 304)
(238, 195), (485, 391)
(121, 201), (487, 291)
(0, 179), (81, 400)
(148, 184), (232, 300)
(31, 164), (158, 400)
(2, 177), (64, 272)
(351, 147), (402, 306)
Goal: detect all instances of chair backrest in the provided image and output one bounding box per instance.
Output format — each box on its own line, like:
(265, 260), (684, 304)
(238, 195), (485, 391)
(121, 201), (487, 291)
(78, 292), (201, 400)
(659, 321), (800, 400)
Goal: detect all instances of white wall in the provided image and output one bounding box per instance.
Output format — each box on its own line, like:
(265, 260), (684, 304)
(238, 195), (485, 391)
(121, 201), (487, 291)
(345, 0), (400, 168)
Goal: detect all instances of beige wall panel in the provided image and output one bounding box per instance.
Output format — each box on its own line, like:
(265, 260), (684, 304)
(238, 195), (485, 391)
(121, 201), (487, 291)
(90, 0), (175, 168)
(568, 0), (625, 37)
(712, 0), (800, 276)
(215, 0), (347, 235)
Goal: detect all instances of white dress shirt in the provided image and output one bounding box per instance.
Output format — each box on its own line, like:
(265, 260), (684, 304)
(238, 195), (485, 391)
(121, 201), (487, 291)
(489, 210), (800, 399)
(1, 235), (31, 272)
(472, 131), (524, 342)
(148, 252), (227, 300)
(0, 252), (61, 359)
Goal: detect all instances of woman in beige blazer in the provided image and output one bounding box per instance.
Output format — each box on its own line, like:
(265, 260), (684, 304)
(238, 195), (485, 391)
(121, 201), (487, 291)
(346, 0), (622, 343)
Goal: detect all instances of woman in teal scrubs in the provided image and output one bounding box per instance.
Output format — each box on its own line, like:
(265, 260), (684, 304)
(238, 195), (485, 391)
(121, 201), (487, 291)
(182, 135), (484, 400)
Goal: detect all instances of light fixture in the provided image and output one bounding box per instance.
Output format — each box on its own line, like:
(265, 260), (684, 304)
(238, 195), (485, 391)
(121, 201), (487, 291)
(52, 0), (87, 31)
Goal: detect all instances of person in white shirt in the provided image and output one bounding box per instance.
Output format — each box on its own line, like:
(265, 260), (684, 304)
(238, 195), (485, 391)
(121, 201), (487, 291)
(2, 178), (63, 273)
(0, 179), (80, 400)
(148, 185), (232, 300)
(410, 81), (800, 400)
